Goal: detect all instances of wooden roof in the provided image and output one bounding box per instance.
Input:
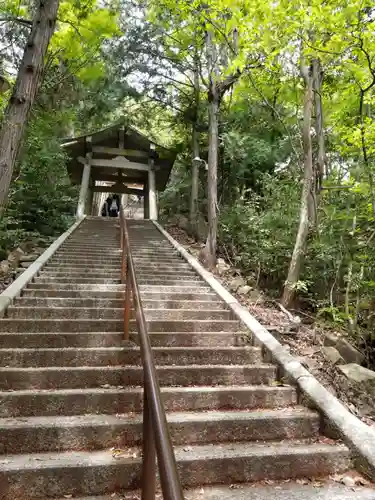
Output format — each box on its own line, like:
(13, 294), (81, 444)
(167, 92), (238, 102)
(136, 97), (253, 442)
(62, 121), (177, 191)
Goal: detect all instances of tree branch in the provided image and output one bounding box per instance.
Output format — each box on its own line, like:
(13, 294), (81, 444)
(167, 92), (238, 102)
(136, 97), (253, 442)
(0, 16), (32, 28)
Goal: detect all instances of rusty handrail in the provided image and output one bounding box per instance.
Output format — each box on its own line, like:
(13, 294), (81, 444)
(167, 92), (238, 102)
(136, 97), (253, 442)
(119, 209), (184, 500)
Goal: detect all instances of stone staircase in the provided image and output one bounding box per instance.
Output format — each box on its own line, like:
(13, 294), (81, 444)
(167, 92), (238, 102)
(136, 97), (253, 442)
(0, 216), (371, 499)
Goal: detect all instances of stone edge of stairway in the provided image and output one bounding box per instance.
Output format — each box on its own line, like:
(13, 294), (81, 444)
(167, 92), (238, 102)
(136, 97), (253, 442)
(152, 219), (375, 481)
(0, 216), (87, 317)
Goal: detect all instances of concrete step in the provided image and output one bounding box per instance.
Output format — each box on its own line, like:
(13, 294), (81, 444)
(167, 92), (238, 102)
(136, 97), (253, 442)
(0, 442), (350, 498)
(0, 346), (261, 367)
(0, 347), (138, 367)
(0, 332), (126, 348)
(135, 269), (197, 277)
(184, 483), (375, 500)
(14, 297), (226, 310)
(48, 258), (122, 266)
(54, 251), (122, 258)
(34, 277), (121, 284)
(0, 318), (240, 333)
(21, 289), (218, 300)
(131, 262), (192, 270)
(21, 289), (127, 298)
(61, 243), (120, 250)
(0, 364), (276, 390)
(0, 385), (298, 417)
(41, 267), (120, 274)
(137, 275), (201, 283)
(44, 263), (121, 270)
(139, 279), (208, 287)
(51, 255), (122, 263)
(25, 284), (124, 291)
(0, 408), (320, 454)
(136, 332), (247, 347)
(40, 270), (196, 279)
(39, 272), (121, 280)
(145, 319), (240, 332)
(6, 307), (233, 321)
(0, 331), (246, 348)
(138, 285), (212, 293)
(132, 257), (186, 265)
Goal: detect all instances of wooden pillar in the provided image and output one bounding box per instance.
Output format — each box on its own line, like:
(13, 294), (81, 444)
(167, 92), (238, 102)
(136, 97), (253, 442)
(85, 187), (94, 215)
(92, 191), (101, 216)
(143, 188), (149, 219)
(76, 137), (92, 218)
(148, 143), (158, 220)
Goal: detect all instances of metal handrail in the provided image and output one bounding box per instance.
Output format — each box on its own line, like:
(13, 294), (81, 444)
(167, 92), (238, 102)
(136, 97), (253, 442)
(119, 209), (184, 500)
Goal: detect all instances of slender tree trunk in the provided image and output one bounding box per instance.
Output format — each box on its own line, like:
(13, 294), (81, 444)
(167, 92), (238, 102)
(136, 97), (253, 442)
(282, 62), (314, 308)
(204, 93), (219, 269)
(189, 56), (200, 239)
(0, 0), (59, 217)
(312, 58), (325, 190)
(359, 90), (375, 220)
(189, 127), (200, 238)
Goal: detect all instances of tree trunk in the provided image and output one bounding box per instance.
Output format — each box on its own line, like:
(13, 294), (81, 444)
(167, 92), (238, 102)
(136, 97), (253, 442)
(312, 58), (325, 192)
(204, 93), (219, 269)
(282, 62), (314, 308)
(189, 56), (200, 239)
(189, 126), (200, 238)
(0, 0), (59, 217)
(359, 90), (375, 220)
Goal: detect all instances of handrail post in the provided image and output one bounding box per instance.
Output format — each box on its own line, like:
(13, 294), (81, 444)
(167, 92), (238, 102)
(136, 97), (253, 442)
(120, 210), (124, 250)
(121, 235), (126, 284)
(124, 263), (131, 341)
(142, 387), (156, 500)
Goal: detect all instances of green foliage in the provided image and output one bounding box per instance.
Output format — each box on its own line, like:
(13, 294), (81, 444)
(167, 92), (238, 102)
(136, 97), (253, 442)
(0, 113), (78, 259)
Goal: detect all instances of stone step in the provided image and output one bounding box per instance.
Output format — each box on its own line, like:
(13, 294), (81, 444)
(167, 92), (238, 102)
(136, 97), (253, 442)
(0, 332), (126, 348)
(51, 255), (122, 263)
(0, 364), (276, 389)
(48, 258), (122, 265)
(61, 243), (120, 250)
(0, 346), (261, 367)
(34, 277), (121, 284)
(14, 297), (226, 310)
(139, 285), (212, 293)
(137, 332), (247, 347)
(0, 331), (246, 348)
(0, 385), (297, 417)
(39, 270), (121, 278)
(0, 408), (320, 454)
(145, 319), (241, 332)
(132, 257), (186, 264)
(0, 319), (240, 333)
(0, 442), (350, 498)
(54, 251), (122, 258)
(41, 270), (196, 279)
(137, 275), (201, 283)
(132, 262), (192, 270)
(138, 279), (207, 286)
(25, 284), (212, 293)
(21, 289), (217, 300)
(43, 484), (375, 500)
(6, 307), (233, 321)
(135, 269), (197, 277)
(45, 264), (191, 273)
(44, 263), (121, 270)
(184, 483), (375, 500)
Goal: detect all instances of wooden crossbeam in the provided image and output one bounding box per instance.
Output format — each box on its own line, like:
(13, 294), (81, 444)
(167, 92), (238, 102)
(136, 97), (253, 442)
(92, 173), (144, 183)
(92, 146), (149, 157)
(92, 185), (144, 195)
(78, 156), (150, 171)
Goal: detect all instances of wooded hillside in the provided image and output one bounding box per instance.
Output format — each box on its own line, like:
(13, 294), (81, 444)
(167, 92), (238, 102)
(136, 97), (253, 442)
(2, 0), (375, 367)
